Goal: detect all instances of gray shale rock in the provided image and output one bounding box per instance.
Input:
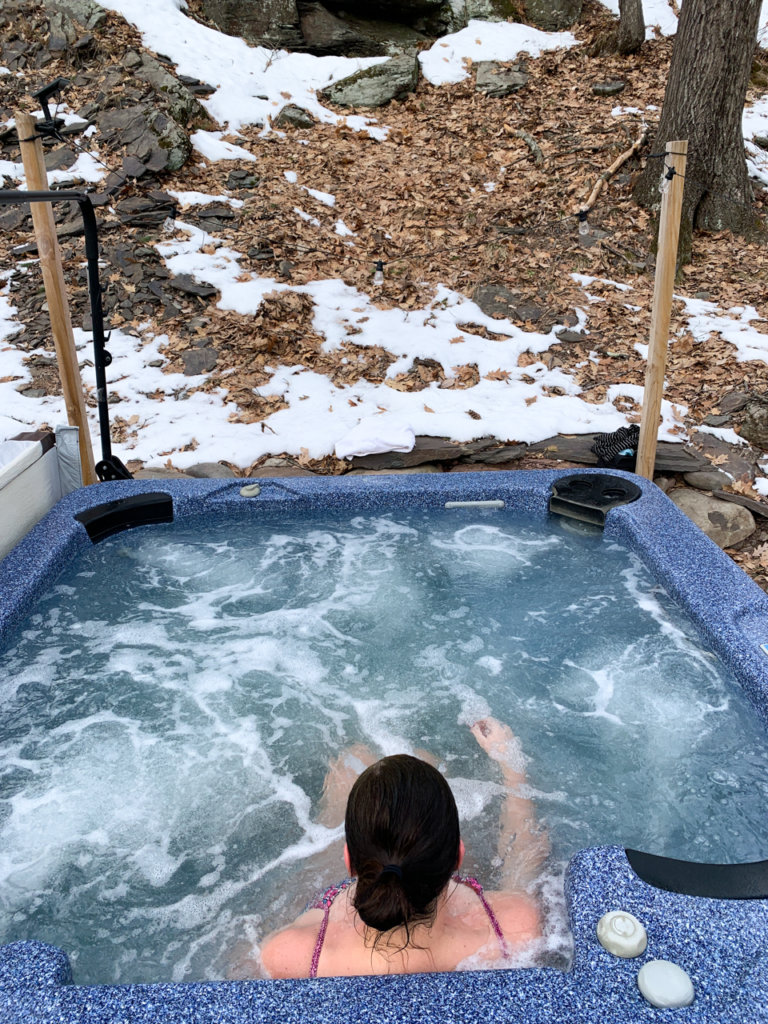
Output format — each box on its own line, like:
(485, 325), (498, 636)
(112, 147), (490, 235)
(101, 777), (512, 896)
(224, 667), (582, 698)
(299, 5), (426, 57)
(182, 348), (218, 375)
(475, 61), (529, 97)
(134, 54), (210, 126)
(98, 106), (192, 173)
(44, 0), (105, 27)
(43, 0), (105, 48)
(720, 391), (749, 415)
(669, 488), (755, 548)
(275, 104), (315, 128)
(320, 52), (420, 107)
(591, 80), (626, 97)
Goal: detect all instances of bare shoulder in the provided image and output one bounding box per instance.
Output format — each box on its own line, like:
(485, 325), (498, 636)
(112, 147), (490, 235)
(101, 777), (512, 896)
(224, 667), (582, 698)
(260, 910), (322, 979)
(484, 890), (542, 946)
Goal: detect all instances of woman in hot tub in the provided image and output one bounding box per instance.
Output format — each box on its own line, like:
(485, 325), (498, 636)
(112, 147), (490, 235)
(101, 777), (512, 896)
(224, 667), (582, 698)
(257, 717), (548, 978)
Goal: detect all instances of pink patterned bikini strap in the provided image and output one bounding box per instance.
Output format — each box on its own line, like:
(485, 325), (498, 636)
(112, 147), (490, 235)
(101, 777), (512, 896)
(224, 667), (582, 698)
(309, 875), (509, 977)
(454, 874), (510, 959)
(309, 879), (353, 979)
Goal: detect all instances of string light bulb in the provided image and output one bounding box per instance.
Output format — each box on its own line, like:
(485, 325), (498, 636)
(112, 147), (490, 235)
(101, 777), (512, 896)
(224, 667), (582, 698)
(373, 260), (385, 286)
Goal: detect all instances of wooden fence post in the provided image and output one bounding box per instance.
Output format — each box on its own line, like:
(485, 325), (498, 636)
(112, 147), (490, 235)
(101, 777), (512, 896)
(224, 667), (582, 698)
(636, 139), (688, 481)
(16, 109), (98, 485)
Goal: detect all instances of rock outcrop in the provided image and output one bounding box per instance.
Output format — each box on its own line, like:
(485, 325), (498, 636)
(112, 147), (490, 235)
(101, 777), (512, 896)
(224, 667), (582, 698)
(201, 0), (304, 50)
(199, 0), (582, 55)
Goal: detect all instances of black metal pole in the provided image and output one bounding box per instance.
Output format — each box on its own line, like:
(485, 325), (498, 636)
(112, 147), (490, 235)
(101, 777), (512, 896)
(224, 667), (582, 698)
(0, 188), (130, 479)
(74, 195), (112, 464)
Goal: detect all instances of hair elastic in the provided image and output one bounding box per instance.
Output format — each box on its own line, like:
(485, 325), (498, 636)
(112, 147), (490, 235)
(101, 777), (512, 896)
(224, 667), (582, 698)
(380, 864), (403, 880)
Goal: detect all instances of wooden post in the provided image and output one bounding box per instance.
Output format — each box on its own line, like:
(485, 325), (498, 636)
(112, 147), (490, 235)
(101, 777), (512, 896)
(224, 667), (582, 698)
(636, 140), (688, 481)
(16, 110), (97, 485)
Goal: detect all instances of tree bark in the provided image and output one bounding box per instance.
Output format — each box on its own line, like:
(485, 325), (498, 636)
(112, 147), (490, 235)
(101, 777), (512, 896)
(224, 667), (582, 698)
(634, 0), (763, 261)
(617, 0), (644, 55)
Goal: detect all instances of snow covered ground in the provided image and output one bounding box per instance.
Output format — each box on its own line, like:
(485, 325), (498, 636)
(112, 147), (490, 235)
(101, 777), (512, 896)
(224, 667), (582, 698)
(1, 0), (767, 468)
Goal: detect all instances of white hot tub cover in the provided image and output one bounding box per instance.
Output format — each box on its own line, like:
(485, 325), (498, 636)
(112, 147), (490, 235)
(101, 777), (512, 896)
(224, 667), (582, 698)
(0, 428), (82, 559)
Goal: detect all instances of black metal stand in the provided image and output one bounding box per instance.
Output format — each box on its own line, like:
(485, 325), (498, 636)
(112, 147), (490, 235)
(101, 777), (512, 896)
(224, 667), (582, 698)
(0, 188), (132, 480)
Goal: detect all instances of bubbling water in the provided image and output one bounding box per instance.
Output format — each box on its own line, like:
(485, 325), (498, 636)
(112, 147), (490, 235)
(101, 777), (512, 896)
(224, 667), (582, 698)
(1, 508), (767, 984)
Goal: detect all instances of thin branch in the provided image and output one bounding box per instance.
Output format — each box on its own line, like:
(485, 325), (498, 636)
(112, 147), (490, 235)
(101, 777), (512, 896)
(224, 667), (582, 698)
(577, 126), (649, 214)
(512, 129), (544, 167)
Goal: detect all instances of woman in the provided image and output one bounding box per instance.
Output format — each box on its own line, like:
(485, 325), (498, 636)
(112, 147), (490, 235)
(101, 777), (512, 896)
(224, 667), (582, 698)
(259, 717), (548, 978)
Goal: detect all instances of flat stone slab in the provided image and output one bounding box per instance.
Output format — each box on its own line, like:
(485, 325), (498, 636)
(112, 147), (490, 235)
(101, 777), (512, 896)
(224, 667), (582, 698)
(689, 429), (758, 481)
(713, 489), (768, 519)
(349, 435), (501, 469)
(346, 464), (442, 475)
(168, 274), (219, 298)
(527, 435), (707, 473)
(347, 434), (706, 473)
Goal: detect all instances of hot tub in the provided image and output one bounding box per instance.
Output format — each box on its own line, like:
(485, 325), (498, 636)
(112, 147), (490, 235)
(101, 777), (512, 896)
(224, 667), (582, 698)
(1, 469), (767, 1024)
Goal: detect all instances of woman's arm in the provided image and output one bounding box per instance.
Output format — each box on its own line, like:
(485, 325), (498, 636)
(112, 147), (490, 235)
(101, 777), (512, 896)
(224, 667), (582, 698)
(470, 718), (549, 890)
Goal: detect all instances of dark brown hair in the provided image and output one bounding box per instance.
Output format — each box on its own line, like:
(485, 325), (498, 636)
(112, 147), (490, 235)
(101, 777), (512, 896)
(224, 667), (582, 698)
(344, 755), (460, 942)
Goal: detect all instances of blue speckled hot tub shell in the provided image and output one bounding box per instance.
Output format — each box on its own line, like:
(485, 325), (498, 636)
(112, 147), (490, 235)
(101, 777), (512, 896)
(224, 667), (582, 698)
(1, 469), (767, 1024)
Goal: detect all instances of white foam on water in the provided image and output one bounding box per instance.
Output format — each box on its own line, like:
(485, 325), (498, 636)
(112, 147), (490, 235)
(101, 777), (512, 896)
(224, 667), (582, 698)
(351, 698), (414, 757)
(430, 524), (562, 577)
(475, 657), (504, 676)
(456, 692), (492, 728)
(619, 557), (719, 675)
(449, 777), (501, 821)
(559, 661), (625, 726)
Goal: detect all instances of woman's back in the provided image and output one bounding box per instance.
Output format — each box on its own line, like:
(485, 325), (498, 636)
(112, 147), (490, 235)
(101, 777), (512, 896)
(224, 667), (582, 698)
(261, 876), (541, 979)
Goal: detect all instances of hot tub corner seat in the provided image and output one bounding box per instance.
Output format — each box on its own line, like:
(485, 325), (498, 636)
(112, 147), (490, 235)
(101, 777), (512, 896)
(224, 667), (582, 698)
(0, 941), (73, 988)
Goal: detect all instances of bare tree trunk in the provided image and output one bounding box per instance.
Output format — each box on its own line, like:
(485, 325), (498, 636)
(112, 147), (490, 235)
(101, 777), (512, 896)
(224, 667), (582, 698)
(617, 0), (644, 54)
(634, 0), (763, 262)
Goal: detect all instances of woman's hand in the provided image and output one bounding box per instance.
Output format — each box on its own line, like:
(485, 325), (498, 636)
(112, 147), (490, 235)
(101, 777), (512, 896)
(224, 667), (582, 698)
(470, 717), (524, 777)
